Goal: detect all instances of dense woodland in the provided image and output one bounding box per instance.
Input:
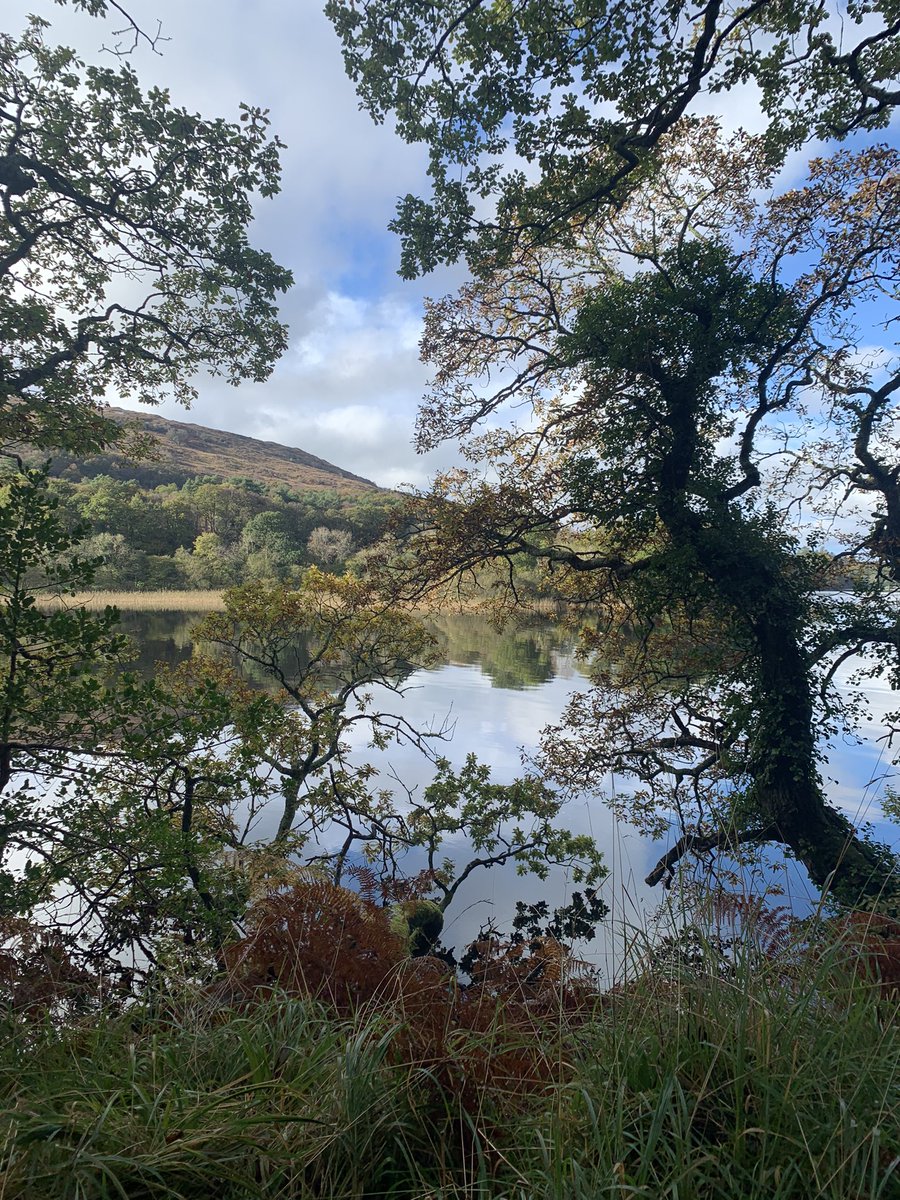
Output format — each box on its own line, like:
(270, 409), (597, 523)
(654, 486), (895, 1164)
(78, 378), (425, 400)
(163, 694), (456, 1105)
(20, 408), (398, 587)
(3, 0), (900, 1196)
(44, 470), (399, 587)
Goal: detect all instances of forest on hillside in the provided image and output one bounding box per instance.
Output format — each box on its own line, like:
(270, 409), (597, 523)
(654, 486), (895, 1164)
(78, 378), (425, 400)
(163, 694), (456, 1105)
(42, 470), (400, 587)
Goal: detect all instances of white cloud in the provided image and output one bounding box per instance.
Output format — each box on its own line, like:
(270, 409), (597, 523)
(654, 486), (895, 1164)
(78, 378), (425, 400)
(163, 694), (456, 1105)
(311, 406), (388, 442)
(109, 283), (459, 488)
(10, 0), (433, 278)
(845, 344), (895, 373)
(6, 0), (470, 487)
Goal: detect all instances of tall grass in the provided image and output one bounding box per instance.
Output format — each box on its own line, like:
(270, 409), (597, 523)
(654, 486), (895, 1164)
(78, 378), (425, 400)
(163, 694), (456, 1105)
(40, 590), (225, 611)
(38, 585), (571, 614)
(539, 930), (900, 1200)
(0, 917), (898, 1198)
(40, 589), (564, 616)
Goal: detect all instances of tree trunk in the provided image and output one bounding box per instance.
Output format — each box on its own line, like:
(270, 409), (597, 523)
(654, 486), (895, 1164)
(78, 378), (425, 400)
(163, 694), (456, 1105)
(710, 530), (897, 902)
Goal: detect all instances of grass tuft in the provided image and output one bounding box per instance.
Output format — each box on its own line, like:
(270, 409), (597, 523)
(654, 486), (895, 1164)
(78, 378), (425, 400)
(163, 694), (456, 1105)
(0, 916), (898, 1198)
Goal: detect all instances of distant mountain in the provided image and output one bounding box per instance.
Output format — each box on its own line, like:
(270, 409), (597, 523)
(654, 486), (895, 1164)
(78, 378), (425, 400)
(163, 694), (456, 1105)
(49, 406), (379, 494)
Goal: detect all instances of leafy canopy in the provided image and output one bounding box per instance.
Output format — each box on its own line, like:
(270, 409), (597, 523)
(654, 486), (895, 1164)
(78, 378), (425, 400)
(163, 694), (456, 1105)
(328, 0), (900, 276)
(330, 0), (900, 902)
(1, 14), (292, 450)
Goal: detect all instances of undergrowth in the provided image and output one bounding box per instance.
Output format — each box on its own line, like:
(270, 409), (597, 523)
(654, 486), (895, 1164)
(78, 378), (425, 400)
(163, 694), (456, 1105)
(0, 894), (898, 1199)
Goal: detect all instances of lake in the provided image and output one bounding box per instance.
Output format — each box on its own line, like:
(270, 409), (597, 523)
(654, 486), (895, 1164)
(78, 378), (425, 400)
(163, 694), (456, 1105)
(118, 608), (900, 978)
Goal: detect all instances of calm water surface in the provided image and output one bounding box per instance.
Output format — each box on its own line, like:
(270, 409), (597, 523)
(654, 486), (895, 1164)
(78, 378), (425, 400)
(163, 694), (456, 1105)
(119, 609), (900, 976)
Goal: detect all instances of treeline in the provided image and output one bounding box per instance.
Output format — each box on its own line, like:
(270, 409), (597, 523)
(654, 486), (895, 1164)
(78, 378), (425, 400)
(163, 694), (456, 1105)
(44, 472), (401, 589)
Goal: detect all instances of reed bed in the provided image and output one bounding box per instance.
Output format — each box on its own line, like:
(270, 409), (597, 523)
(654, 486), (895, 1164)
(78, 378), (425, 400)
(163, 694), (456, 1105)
(38, 588), (565, 617)
(40, 589), (225, 611)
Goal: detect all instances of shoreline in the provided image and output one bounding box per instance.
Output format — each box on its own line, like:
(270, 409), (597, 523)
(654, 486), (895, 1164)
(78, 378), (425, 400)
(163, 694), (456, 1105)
(40, 589), (226, 612)
(39, 588), (567, 616)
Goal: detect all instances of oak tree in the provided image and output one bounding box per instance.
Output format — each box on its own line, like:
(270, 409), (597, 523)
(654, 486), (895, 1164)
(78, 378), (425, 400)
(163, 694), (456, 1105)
(329, 0), (900, 277)
(329, 0), (900, 903)
(0, 2), (292, 953)
(1, 13), (291, 452)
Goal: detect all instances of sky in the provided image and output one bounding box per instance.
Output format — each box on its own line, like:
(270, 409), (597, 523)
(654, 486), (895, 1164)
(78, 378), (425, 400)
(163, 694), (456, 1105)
(8, 2), (899, 492)
(10, 0), (469, 489)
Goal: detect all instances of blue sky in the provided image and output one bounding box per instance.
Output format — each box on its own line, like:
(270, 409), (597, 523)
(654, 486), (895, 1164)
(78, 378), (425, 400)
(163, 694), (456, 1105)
(8, 1), (899, 491)
(9, 0), (468, 487)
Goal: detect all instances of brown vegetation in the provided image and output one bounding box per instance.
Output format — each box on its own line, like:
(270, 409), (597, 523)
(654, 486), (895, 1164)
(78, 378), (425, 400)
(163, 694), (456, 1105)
(40, 590), (225, 611)
(54, 406), (379, 495)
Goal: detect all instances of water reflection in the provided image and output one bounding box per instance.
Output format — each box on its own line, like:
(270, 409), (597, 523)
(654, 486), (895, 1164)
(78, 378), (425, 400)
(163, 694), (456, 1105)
(114, 609), (900, 977)
(119, 611), (198, 674)
(114, 609), (661, 976)
(339, 661), (660, 974)
(425, 613), (562, 690)
(118, 609), (582, 691)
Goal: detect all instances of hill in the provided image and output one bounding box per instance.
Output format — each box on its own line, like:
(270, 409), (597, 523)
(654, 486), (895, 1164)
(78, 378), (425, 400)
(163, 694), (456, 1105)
(50, 406), (379, 494)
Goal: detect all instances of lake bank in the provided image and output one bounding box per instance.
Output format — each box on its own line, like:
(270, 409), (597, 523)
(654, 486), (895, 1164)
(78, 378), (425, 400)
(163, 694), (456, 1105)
(39, 588), (566, 615)
(4, 918), (898, 1200)
(41, 589), (226, 611)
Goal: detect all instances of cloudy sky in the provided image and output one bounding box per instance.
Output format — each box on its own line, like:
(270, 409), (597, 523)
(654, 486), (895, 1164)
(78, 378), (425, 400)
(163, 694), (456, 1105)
(10, 0), (471, 488)
(9, 2), (898, 490)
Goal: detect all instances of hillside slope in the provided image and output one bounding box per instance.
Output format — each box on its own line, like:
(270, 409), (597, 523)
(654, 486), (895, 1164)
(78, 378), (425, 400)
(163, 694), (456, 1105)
(50, 407), (379, 494)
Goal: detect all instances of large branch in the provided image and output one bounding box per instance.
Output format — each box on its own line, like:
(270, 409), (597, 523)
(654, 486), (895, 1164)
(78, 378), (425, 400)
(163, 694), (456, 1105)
(645, 823), (781, 887)
(811, 622), (900, 664)
(826, 16), (900, 129)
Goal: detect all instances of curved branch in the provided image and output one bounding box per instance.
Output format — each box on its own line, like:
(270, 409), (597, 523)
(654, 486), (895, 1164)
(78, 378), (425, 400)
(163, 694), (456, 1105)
(645, 823), (782, 888)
